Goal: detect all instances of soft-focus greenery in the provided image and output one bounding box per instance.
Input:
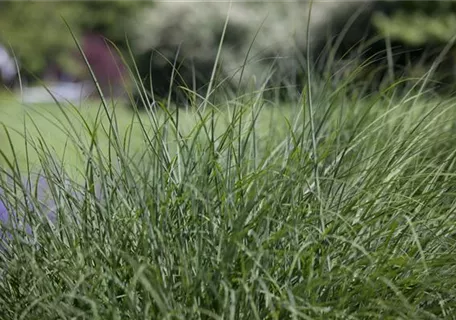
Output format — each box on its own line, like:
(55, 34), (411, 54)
(0, 1), (145, 78)
(373, 1), (456, 45)
(0, 94), (143, 177)
(368, 1), (456, 91)
(130, 1), (373, 101)
(2, 1), (456, 97)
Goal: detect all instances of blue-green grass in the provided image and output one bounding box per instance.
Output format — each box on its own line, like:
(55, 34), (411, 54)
(0, 79), (455, 319)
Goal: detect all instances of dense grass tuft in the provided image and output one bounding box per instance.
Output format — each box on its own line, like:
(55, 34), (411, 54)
(1, 68), (456, 319)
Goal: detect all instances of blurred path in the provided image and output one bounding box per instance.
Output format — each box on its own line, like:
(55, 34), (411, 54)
(18, 81), (93, 104)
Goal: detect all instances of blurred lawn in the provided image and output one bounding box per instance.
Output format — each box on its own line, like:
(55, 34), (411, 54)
(0, 92), (295, 178)
(0, 92), (147, 176)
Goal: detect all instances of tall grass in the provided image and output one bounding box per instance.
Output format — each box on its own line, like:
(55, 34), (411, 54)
(1, 69), (456, 319)
(1, 23), (456, 320)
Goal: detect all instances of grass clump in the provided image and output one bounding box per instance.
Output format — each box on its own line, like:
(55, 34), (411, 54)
(1, 72), (456, 319)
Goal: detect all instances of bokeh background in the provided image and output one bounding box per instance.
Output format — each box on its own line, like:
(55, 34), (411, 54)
(1, 1), (456, 103)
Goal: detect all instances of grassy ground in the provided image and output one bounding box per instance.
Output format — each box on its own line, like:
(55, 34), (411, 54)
(0, 93), (149, 176)
(0, 92), (296, 177)
(1, 81), (456, 319)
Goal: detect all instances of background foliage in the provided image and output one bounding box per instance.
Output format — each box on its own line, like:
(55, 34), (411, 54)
(0, 1), (144, 78)
(1, 1), (456, 94)
(373, 1), (456, 45)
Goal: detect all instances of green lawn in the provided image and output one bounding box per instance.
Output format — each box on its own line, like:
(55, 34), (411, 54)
(0, 93), (147, 176)
(1, 87), (456, 319)
(0, 92), (297, 177)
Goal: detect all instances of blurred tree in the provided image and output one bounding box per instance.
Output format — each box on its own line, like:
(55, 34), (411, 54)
(0, 1), (145, 81)
(373, 1), (456, 46)
(73, 1), (146, 45)
(371, 0), (456, 88)
(0, 1), (80, 77)
(129, 1), (376, 106)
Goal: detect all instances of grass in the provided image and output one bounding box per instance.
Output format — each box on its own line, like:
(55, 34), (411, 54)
(1, 70), (456, 319)
(0, 94), (161, 177)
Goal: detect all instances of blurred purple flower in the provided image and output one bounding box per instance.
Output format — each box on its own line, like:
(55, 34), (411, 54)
(80, 32), (127, 98)
(0, 173), (60, 249)
(0, 197), (8, 225)
(0, 172), (106, 247)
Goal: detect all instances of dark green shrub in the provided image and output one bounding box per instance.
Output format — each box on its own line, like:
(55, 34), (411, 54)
(129, 1), (377, 107)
